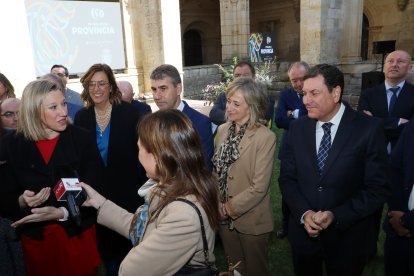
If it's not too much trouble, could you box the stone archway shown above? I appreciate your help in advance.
[183,29,203,66]
[361,14,370,60]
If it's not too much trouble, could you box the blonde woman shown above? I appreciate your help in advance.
[0,79,102,275]
[213,77,276,276]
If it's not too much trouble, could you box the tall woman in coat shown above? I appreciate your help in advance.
[74,63,147,275]
[213,77,276,276]
[0,80,103,275]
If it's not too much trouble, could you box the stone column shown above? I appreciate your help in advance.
[340,0,363,63]
[131,0,183,94]
[219,0,250,62]
[300,0,344,64]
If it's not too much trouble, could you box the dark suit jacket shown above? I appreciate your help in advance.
[0,125,103,239]
[358,81,414,150]
[182,101,214,171]
[130,99,152,119]
[209,92,275,126]
[279,104,390,256]
[74,101,146,257]
[275,87,307,160]
[74,102,146,212]
[384,119,414,237]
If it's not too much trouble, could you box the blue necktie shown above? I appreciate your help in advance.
[388,86,399,114]
[317,122,333,175]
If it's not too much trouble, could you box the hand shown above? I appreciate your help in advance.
[363,110,373,116]
[303,211,323,238]
[11,206,63,228]
[18,187,51,208]
[218,202,228,221]
[388,211,411,237]
[312,210,334,229]
[78,182,106,210]
[287,110,293,117]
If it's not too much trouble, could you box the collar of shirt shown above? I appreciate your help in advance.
[385,80,405,93]
[177,100,184,112]
[315,103,345,152]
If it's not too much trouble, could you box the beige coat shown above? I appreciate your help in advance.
[215,122,276,235]
[98,194,215,276]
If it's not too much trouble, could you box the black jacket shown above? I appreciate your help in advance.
[0,124,103,240]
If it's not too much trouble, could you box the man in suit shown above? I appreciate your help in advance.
[117,80,152,118]
[150,64,214,171]
[209,61,275,127]
[358,50,414,154]
[275,61,309,238]
[384,119,414,276]
[51,64,84,106]
[357,50,414,258]
[279,64,390,276]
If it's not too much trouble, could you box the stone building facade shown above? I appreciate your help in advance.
[1,0,413,101]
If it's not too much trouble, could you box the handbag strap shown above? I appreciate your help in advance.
[175,198,211,265]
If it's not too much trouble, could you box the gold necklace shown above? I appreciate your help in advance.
[94,104,112,136]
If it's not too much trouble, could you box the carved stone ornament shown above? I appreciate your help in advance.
[397,0,409,11]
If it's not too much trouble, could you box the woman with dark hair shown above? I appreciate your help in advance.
[0,79,103,275]
[80,109,220,276]
[74,63,147,275]
[213,77,276,276]
[0,73,15,101]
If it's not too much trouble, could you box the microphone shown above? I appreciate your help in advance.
[53,178,82,226]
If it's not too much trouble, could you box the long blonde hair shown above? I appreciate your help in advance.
[18,80,64,140]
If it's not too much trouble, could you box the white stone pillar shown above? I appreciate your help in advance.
[340,0,363,63]
[219,0,250,62]
[300,0,344,64]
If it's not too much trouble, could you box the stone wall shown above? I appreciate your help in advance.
[183,65,222,99]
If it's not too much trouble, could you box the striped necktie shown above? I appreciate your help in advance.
[317,122,333,174]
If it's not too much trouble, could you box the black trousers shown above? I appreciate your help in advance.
[384,236,414,276]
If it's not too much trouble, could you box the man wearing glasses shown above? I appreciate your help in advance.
[51,64,83,106]
[0,98,20,129]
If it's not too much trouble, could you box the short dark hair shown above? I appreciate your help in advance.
[150,64,181,86]
[233,61,256,78]
[304,64,344,100]
[50,64,69,76]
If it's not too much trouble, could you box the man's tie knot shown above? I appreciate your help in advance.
[322,122,333,134]
[389,86,399,95]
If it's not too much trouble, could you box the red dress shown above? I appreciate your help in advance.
[20,137,101,276]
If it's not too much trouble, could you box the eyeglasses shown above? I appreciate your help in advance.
[88,81,109,90]
[53,72,68,78]
[1,111,19,118]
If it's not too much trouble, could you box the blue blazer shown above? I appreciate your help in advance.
[275,88,307,160]
[358,81,414,150]
[130,99,152,119]
[279,104,390,257]
[182,101,214,171]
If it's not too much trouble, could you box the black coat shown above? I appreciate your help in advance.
[74,101,146,258]
[0,125,103,239]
